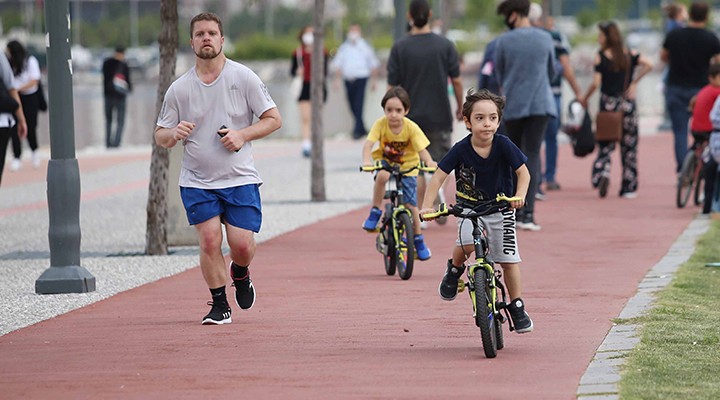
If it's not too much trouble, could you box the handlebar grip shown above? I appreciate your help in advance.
[496,194,523,202]
[420,203,449,221]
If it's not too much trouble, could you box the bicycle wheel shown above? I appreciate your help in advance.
[494,315,504,350]
[383,224,396,276]
[473,267,498,358]
[396,212,415,280]
[676,151,697,208]
[694,169,705,206]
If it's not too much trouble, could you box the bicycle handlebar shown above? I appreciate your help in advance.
[420,194,522,221]
[359,160,437,174]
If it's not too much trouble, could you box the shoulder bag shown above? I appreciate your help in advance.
[37,80,47,112]
[595,54,631,142]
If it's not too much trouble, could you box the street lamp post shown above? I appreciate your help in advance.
[35,0,96,294]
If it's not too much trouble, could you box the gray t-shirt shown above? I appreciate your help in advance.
[495,27,557,121]
[157,59,276,189]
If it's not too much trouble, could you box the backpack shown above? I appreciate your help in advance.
[563,100,595,157]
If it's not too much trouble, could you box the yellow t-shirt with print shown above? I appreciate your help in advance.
[367,116,430,177]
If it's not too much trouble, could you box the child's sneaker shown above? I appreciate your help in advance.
[201,301,232,325]
[414,234,431,260]
[438,259,465,301]
[507,298,534,333]
[362,207,382,231]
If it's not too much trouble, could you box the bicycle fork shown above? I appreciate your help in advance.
[461,262,510,327]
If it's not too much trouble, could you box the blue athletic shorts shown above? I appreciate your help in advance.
[180,184,262,232]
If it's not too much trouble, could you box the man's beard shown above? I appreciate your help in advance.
[195,45,222,60]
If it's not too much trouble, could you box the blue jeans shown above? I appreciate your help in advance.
[665,85,701,171]
[344,77,368,139]
[543,94,562,183]
[105,95,127,148]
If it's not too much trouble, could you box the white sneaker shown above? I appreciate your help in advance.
[10,158,21,171]
[31,151,41,168]
[621,192,637,199]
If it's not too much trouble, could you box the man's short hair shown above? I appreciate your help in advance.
[497,0,531,18]
[689,1,710,23]
[190,12,224,37]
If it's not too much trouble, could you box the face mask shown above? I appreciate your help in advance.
[302,32,314,46]
[504,14,516,30]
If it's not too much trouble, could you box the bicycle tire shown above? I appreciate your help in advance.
[676,151,697,208]
[383,204,396,276]
[396,212,415,280]
[494,310,504,350]
[694,171,705,206]
[473,267,498,358]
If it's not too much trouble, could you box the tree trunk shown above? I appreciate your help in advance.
[145,0,178,255]
[310,0,326,202]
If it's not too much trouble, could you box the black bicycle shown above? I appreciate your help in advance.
[361,160,435,280]
[422,194,521,358]
[677,133,708,208]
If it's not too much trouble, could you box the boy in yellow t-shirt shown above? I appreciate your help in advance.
[361,86,437,260]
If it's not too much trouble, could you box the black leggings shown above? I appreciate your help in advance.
[0,127,11,187]
[10,92,39,158]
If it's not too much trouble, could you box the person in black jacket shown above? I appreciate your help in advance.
[102,46,132,148]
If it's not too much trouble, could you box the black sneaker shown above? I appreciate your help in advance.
[598,176,609,198]
[438,260,465,301]
[507,298,533,333]
[202,301,232,325]
[231,262,256,310]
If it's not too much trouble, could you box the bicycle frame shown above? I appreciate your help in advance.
[460,217,506,324]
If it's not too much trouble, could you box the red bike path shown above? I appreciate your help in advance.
[0,134,698,399]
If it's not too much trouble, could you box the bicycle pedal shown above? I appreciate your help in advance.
[457,278,466,293]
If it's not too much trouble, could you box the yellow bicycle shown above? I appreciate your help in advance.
[422,194,521,358]
[361,160,435,280]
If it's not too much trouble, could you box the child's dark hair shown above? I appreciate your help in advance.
[462,89,505,122]
[709,63,720,78]
[381,86,411,111]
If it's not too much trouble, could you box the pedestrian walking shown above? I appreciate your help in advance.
[0,48,27,187]
[494,0,556,231]
[386,0,463,206]
[528,4,583,196]
[102,46,132,148]
[155,12,282,325]
[661,1,720,172]
[331,24,379,140]
[290,25,328,158]
[6,40,43,171]
[580,21,653,199]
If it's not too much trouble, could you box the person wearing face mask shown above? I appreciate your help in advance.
[493,0,556,232]
[331,24,380,140]
[291,25,329,157]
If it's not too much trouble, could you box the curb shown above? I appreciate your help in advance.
[576,215,711,399]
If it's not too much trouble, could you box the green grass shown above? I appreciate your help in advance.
[618,219,720,399]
